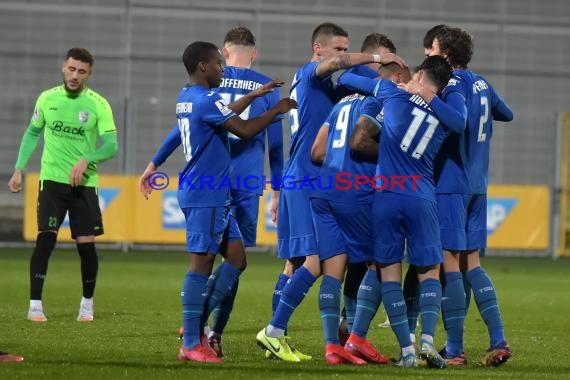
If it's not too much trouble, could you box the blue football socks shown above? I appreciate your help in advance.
[181,271,208,349]
[418,278,442,339]
[270,266,316,330]
[352,269,382,338]
[467,267,505,347]
[319,275,342,344]
[382,281,412,348]
[442,272,466,356]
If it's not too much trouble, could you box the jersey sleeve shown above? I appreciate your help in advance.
[322,110,334,128]
[337,72,378,95]
[360,97,384,129]
[442,76,468,102]
[265,87,284,190]
[14,125,42,170]
[489,86,514,122]
[15,93,47,170]
[202,92,237,127]
[307,61,328,82]
[96,97,117,136]
[373,80,397,101]
[151,123,182,167]
[29,93,47,129]
[307,62,338,96]
[266,85,285,121]
[429,92,467,134]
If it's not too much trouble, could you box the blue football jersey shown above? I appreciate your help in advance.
[344,64,379,79]
[436,69,511,194]
[176,84,237,207]
[284,62,340,182]
[373,80,450,202]
[335,65,380,99]
[216,67,283,194]
[313,94,382,203]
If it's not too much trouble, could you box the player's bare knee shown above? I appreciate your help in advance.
[443,250,461,272]
[232,256,247,272]
[75,235,95,244]
[189,253,216,275]
[416,264,440,281]
[303,255,321,277]
[285,257,304,275]
[465,250,481,271]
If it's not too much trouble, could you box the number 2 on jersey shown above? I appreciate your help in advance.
[400,107,439,159]
[477,96,489,142]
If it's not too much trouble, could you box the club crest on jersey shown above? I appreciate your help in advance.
[79,111,89,123]
[376,108,384,124]
[215,100,232,116]
[447,78,458,87]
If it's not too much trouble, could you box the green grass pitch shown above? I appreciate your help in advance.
[1,248,569,379]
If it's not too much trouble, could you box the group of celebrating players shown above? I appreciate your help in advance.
[139,22,513,368]
[8,18,513,369]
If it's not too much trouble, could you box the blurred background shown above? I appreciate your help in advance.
[0,0,569,257]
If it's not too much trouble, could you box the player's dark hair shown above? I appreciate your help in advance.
[311,22,348,46]
[224,26,256,47]
[361,33,396,53]
[416,55,452,94]
[422,24,449,49]
[182,41,219,75]
[66,47,94,66]
[438,27,473,68]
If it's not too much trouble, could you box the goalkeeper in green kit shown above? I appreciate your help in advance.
[8,47,118,323]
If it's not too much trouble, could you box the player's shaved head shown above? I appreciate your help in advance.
[379,62,411,83]
[182,41,219,75]
[311,22,348,46]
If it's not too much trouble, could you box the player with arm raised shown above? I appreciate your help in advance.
[255,22,406,362]
[337,62,414,363]
[201,26,285,357]
[336,32,398,342]
[139,41,295,363]
[341,56,460,368]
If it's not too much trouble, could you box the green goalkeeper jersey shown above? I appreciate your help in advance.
[29,85,117,187]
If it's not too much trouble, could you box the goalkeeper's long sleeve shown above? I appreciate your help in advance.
[83,132,118,164]
[14,125,42,171]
